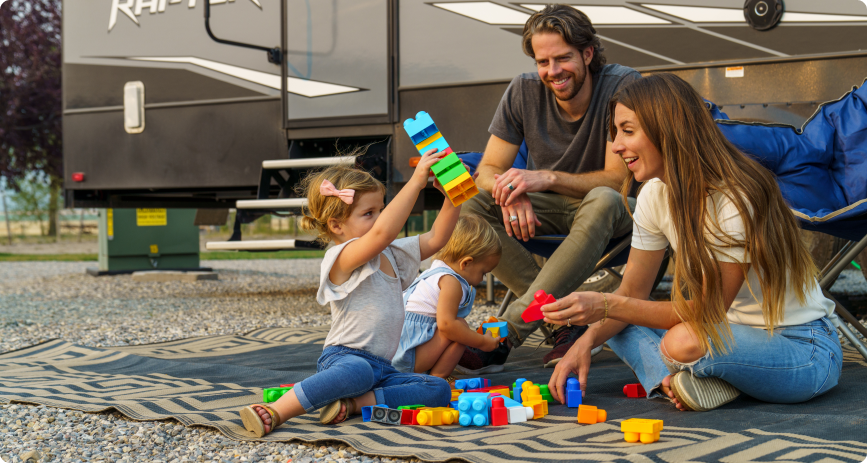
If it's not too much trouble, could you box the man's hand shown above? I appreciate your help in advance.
[493,169,553,206]
[502,193,541,241]
[548,334,593,404]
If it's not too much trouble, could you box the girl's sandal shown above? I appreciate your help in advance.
[445,375,458,388]
[239,403,283,437]
[669,371,740,412]
[319,397,358,424]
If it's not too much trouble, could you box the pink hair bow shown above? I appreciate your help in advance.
[320,179,355,204]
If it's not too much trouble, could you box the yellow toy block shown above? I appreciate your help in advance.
[576,404,607,424]
[487,327,500,338]
[621,418,663,443]
[418,407,458,426]
[522,399,548,419]
[488,387,510,396]
[443,171,471,192]
[451,389,464,401]
[521,383,542,403]
[441,171,478,207]
[415,131,443,150]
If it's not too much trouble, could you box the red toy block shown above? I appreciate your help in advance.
[521,290,556,323]
[623,383,646,398]
[279,383,294,388]
[490,397,508,426]
[400,408,420,425]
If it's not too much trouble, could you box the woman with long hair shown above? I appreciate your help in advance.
[544,73,842,411]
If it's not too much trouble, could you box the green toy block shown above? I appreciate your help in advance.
[397,404,426,410]
[431,153,468,185]
[263,386,293,403]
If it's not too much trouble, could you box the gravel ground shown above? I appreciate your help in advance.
[2,260,865,463]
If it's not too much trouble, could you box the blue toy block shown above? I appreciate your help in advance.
[362,403,388,422]
[415,136,450,155]
[403,111,439,144]
[566,378,583,407]
[450,400,460,409]
[492,395,523,409]
[513,377,528,403]
[482,322,509,338]
[457,392,491,427]
[454,378,486,391]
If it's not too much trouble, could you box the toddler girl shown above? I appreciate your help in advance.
[392,215,502,380]
[239,148,458,436]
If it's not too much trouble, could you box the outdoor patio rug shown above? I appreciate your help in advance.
[2,326,867,462]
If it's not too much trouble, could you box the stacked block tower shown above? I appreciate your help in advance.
[403,111,479,206]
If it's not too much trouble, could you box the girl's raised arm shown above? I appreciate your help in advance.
[331,149,444,280]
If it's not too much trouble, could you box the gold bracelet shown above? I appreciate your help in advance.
[599,292,608,324]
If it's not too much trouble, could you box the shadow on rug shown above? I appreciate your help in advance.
[2,326,866,462]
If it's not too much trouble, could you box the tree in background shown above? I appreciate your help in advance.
[0,0,62,238]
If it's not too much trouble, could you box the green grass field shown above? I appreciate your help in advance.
[0,250,326,262]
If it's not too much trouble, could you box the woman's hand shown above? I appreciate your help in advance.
[541,292,606,327]
[411,148,445,188]
[548,333,594,404]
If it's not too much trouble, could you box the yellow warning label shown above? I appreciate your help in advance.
[107,209,114,239]
[149,244,159,254]
[136,208,167,226]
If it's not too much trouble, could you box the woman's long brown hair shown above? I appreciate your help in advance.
[609,73,817,354]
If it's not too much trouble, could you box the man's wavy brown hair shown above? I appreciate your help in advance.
[522,4,606,74]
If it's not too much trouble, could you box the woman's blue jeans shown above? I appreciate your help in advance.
[293,346,452,413]
[606,317,843,403]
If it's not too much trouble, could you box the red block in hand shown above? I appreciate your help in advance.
[279,384,294,388]
[521,290,556,323]
[623,383,646,398]
[490,397,508,426]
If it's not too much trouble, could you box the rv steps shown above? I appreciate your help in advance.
[235,198,308,210]
[262,156,354,170]
[205,239,321,252]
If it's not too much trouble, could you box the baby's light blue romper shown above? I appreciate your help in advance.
[391,265,475,373]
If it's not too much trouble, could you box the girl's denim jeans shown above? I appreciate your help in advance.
[293,346,452,413]
[606,317,843,403]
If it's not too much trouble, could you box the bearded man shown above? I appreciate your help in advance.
[458,4,640,373]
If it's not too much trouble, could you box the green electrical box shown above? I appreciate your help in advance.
[95,208,200,273]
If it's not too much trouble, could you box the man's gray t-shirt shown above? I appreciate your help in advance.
[489,64,641,174]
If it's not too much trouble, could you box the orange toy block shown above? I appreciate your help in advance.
[621,418,663,443]
[522,399,548,419]
[576,404,607,424]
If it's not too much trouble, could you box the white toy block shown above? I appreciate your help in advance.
[507,406,534,424]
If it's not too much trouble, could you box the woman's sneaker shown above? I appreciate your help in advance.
[670,371,740,411]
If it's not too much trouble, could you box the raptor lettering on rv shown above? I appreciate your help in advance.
[108,0,262,32]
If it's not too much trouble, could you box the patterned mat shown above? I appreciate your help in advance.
[2,326,866,462]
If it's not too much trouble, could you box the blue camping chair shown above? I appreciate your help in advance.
[708,80,867,360]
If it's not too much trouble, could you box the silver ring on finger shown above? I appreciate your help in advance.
[567,318,571,327]
[507,182,515,191]
[509,215,518,222]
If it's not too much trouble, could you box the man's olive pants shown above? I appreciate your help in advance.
[461,186,635,347]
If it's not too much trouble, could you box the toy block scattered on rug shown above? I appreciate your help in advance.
[400,409,420,425]
[455,378,489,391]
[361,404,388,422]
[457,392,492,426]
[370,406,402,425]
[576,404,607,425]
[623,383,646,398]
[621,418,663,443]
[262,386,293,403]
[566,378,582,407]
[521,290,556,322]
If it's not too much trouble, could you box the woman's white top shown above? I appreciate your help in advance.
[631,178,835,327]
[404,260,469,317]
